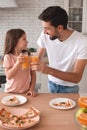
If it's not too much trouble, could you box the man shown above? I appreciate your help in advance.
[32,6,87,93]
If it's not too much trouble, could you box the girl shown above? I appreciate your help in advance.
[3,29,37,96]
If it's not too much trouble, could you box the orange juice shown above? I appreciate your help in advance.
[22,55,29,69]
[30,52,39,63]
[30,56,39,63]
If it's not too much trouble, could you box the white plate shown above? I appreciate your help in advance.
[0,108,40,130]
[49,98,76,110]
[1,95,27,106]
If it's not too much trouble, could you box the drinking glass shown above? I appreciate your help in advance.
[21,50,29,69]
[30,52,39,63]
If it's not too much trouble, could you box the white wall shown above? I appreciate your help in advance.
[79,66,87,94]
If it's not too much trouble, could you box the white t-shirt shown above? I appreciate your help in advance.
[37,31,87,86]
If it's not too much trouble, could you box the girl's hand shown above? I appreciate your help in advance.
[16,54,25,65]
[26,90,38,97]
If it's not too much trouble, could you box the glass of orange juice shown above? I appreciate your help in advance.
[21,50,29,69]
[30,52,39,63]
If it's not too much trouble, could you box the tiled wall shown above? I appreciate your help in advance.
[0,0,64,56]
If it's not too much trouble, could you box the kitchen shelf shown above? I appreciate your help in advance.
[68,0,83,32]
[64,0,87,33]
[69,21,82,23]
[69,7,83,9]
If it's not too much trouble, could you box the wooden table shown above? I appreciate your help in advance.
[0,92,80,130]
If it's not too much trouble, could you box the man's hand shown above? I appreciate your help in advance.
[31,62,49,74]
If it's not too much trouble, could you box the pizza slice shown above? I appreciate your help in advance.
[6,96,20,105]
[0,108,19,124]
[53,100,72,107]
[21,106,40,119]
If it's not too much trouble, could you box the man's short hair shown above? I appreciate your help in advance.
[38,6,68,29]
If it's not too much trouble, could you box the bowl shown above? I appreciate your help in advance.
[75,111,87,130]
[75,117,87,130]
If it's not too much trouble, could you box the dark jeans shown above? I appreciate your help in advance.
[48,80,79,93]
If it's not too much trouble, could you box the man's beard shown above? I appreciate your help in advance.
[49,35,58,40]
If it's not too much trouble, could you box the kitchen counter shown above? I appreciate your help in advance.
[0,69,5,76]
[0,59,5,76]
[0,64,6,87]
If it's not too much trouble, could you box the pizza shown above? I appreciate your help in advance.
[5,96,20,105]
[53,100,72,107]
[0,107,40,128]
[21,106,40,118]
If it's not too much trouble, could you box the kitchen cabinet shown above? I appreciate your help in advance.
[68,0,83,32]
[37,57,48,93]
[40,74,48,93]
[64,0,87,34]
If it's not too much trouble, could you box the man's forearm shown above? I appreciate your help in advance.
[45,66,82,83]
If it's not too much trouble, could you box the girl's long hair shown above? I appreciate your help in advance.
[4,29,25,55]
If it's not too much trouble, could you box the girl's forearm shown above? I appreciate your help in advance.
[29,71,36,90]
[5,63,20,79]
